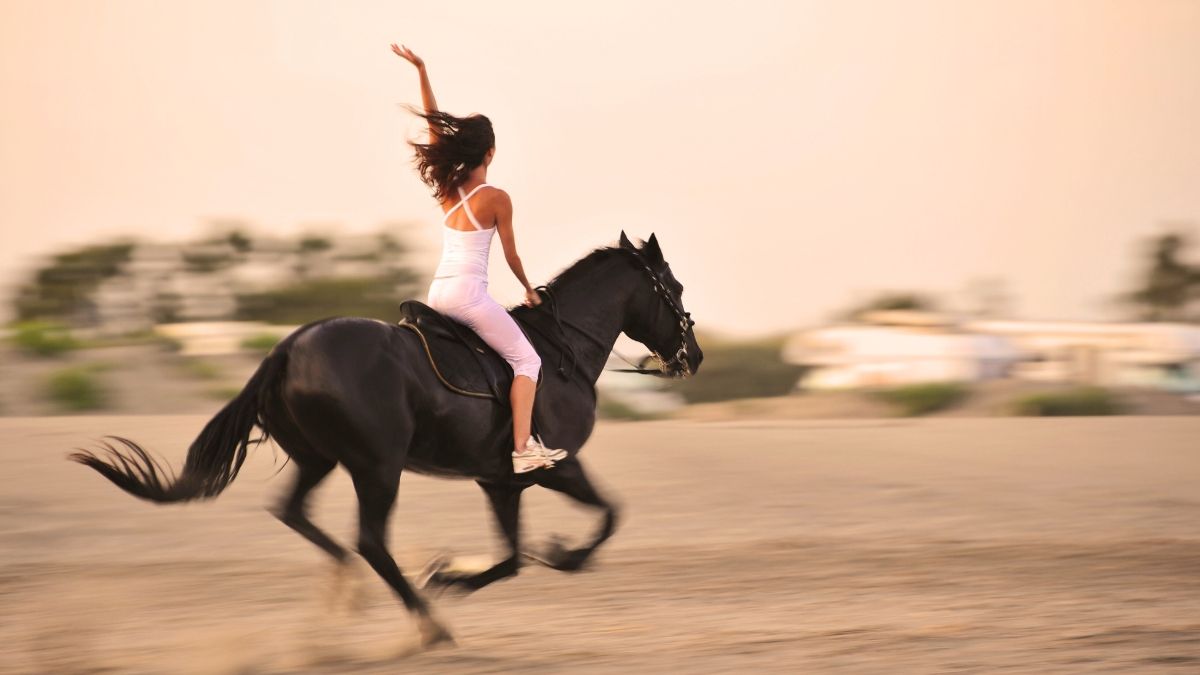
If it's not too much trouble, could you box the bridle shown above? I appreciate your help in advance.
[623,250,695,378]
[531,248,695,380]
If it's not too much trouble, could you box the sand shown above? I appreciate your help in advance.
[1,416,1197,673]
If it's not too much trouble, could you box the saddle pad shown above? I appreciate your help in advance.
[397,300,540,402]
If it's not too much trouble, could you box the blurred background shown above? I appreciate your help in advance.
[2,0,1199,418]
[2,1,1199,673]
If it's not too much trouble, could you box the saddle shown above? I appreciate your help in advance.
[397,300,542,403]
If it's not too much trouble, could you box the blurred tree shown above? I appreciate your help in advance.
[295,234,334,279]
[838,291,938,322]
[659,332,806,404]
[227,230,253,253]
[299,236,333,253]
[13,242,135,323]
[1125,230,1199,322]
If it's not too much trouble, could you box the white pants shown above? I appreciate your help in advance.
[427,276,541,382]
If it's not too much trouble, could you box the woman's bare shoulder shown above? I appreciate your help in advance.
[482,186,513,210]
[484,185,511,199]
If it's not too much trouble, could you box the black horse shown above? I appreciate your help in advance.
[71,231,702,646]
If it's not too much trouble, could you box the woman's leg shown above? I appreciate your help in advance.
[510,375,536,452]
[456,291,543,453]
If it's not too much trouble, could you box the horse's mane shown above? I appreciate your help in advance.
[543,245,630,291]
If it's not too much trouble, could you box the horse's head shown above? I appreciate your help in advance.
[617,231,703,378]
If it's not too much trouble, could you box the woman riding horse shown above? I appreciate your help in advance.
[393,43,565,475]
[69,43,703,650]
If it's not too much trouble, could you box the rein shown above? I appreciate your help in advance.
[525,284,592,380]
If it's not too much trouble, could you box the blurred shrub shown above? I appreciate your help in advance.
[47,366,109,411]
[12,321,78,357]
[155,334,184,353]
[240,334,281,355]
[871,382,969,416]
[597,394,660,421]
[207,386,243,401]
[662,334,805,404]
[1012,387,1121,416]
[180,359,221,380]
[299,236,333,253]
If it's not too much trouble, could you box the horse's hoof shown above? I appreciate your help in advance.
[418,614,456,649]
[416,553,451,591]
[326,556,371,614]
[550,548,591,572]
[523,536,591,572]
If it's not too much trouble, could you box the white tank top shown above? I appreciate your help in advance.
[433,183,496,280]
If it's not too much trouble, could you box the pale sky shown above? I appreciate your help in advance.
[2,0,1198,336]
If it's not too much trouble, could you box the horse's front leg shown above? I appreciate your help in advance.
[526,457,619,572]
[423,480,525,593]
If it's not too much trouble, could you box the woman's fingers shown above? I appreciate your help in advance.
[390,43,421,65]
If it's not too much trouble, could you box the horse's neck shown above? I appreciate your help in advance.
[549,257,633,384]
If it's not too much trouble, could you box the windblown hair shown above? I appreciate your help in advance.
[405,106,495,202]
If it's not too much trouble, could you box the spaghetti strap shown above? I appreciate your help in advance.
[443,183,493,230]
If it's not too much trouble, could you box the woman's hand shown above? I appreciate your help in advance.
[391,43,424,69]
[523,288,543,307]
[393,42,439,124]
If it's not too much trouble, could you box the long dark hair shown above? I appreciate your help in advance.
[405,106,495,202]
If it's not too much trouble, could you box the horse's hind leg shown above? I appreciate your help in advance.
[265,392,350,563]
[270,454,372,612]
[265,391,372,612]
[271,456,347,562]
[350,467,454,648]
[425,481,524,593]
[528,457,620,572]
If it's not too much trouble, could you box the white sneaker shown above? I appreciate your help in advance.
[512,436,568,474]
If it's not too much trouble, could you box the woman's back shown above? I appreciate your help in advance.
[434,183,496,280]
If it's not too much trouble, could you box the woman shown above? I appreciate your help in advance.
[393,43,567,474]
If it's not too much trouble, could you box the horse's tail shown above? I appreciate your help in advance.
[70,329,304,504]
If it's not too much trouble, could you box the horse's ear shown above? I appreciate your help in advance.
[643,232,664,265]
[619,230,636,250]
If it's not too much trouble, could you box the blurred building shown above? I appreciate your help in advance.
[81,233,412,337]
[784,311,1020,390]
[784,311,1200,392]
[969,320,1200,392]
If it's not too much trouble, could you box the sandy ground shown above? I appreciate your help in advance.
[1,416,1198,673]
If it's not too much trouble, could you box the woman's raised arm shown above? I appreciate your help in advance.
[392,43,440,133]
